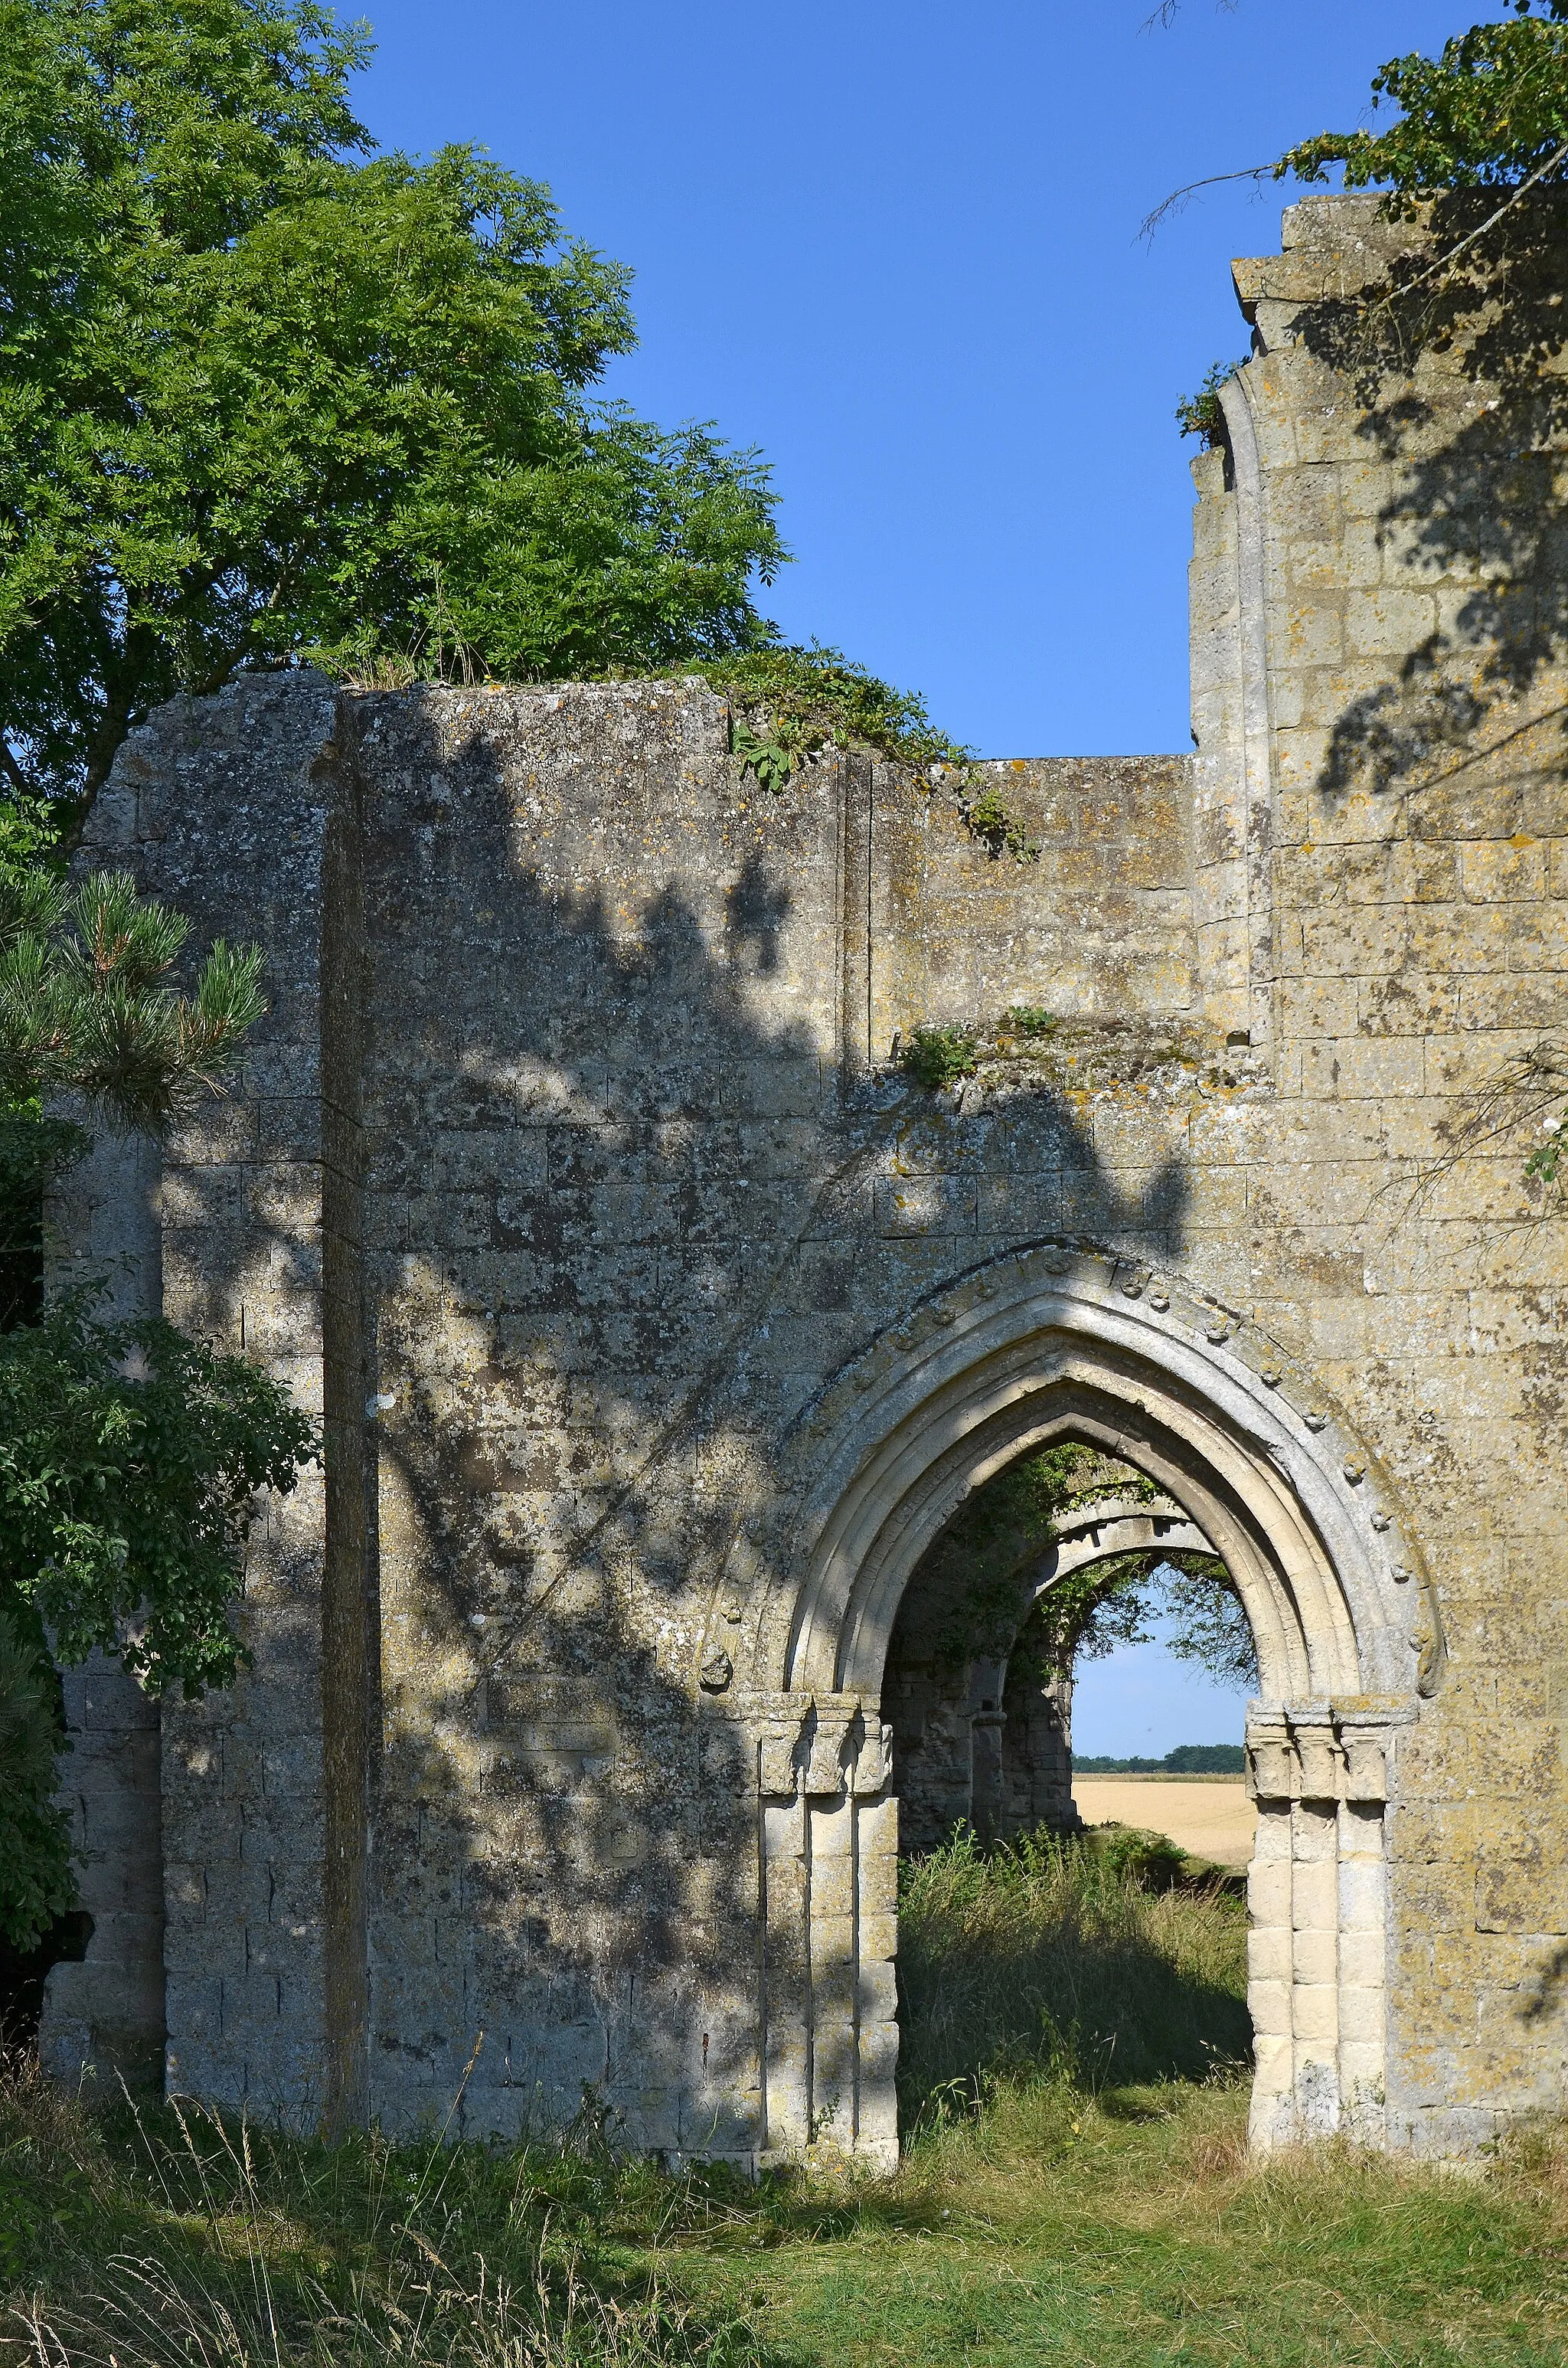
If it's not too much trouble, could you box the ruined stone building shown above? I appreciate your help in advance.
[39,198,1568,2163]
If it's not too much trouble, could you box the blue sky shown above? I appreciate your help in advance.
[1072,1600,1253,1758]
[352,2,1483,1745]
[356,0,1484,759]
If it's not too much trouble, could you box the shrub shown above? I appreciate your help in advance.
[1175,360,1246,447]
[0,1611,73,1951]
[897,1025,980,1091]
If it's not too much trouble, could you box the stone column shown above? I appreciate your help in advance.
[1245,1701,1406,2149]
[760,1785,811,2157]
[855,1787,900,2167]
[967,1657,1008,1843]
[1337,1715,1394,2143]
[1289,1709,1344,2131]
[1245,1711,1295,2139]
[756,1699,899,2171]
[999,1666,1079,1837]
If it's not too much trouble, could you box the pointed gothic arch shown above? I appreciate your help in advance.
[707,1243,1442,2167]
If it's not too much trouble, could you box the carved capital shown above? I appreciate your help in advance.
[758,1722,802,1797]
[1342,1735,1388,1804]
[802,1710,856,1797]
[851,1721,895,1797]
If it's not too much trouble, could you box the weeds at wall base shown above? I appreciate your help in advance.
[5,1839,1568,2364]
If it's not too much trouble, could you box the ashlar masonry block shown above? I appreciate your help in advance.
[44,192,1568,2167]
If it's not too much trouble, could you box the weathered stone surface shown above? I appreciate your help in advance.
[42,195,1568,2162]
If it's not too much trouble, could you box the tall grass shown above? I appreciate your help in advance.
[0,2056,773,2368]
[896,1826,1251,2124]
[8,1842,1568,2365]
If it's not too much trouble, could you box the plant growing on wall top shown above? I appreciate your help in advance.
[1151,0,1568,208]
[0,0,1039,857]
[1276,2,1568,201]
[1174,361,1247,449]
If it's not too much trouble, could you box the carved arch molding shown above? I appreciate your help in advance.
[695,1241,1441,2167]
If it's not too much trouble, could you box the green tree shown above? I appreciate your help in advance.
[0,1604,74,1951]
[0,0,785,810]
[0,0,1020,838]
[1021,1546,1255,1694]
[1277,1,1568,197]
[1151,5,1568,231]
[0,847,315,1948]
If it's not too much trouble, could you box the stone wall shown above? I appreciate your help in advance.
[1194,192,1568,2146]
[40,195,1568,2163]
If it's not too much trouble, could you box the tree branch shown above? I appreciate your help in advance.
[1396,139,1568,297]
[0,737,34,800]
[1139,164,1274,244]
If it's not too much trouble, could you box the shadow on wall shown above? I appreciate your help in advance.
[1299,192,1568,812]
[166,690,1196,2145]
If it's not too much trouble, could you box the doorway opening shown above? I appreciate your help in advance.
[882,1436,1257,2118]
[752,1259,1421,2165]
[883,1437,1247,1852]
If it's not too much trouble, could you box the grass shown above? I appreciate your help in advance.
[3,1831,1567,2366]
[897,1826,1252,2119]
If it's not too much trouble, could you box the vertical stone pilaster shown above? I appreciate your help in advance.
[1337,1800,1389,2140]
[134,675,351,2128]
[318,729,375,2137]
[1188,436,1253,1047]
[838,754,873,1079]
[755,1700,899,2170]
[999,1669,1078,1837]
[806,1791,858,2142]
[967,1656,1008,1843]
[1247,1796,1296,2143]
[1246,1702,1404,2148]
[855,1791,900,2168]
[760,1792,809,2157]
[1291,1799,1342,2126]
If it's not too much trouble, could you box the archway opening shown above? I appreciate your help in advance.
[750,1268,1423,2165]
[883,1435,1249,1855]
[881,1433,1259,2119]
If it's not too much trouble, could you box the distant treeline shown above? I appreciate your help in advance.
[1075,1745,1246,1774]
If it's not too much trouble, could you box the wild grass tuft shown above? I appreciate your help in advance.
[896,1825,1251,2126]
[0,2052,775,2368]
[6,1843,1568,2364]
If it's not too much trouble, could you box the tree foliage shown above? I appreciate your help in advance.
[0,822,315,1946]
[0,0,786,808]
[1278,2,1568,197]
[0,868,262,1127]
[0,1297,314,1695]
[912,1442,1257,1695]
[1021,1545,1256,1694]
[0,1604,73,1948]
